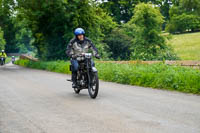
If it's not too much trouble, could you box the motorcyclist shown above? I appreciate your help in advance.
[12,56,15,64]
[0,50,7,64]
[66,28,100,88]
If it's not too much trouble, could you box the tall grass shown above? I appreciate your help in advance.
[15,59,71,74]
[15,59,200,94]
[96,62,200,94]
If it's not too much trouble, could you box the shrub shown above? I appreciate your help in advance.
[103,26,133,60]
[166,14,200,33]
[0,27,6,50]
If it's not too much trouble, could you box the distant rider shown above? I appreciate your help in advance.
[12,56,15,64]
[66,28,100,88]
[0,50,7,64]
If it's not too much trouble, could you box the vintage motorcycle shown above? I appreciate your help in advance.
[12,56,15,64]
[68,53,99,99]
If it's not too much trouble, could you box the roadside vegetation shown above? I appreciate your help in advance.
[15,59,200,94]
[5,57,11,64]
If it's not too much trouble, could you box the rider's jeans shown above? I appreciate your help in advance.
[70,59,95,72]
[1,58,6,64]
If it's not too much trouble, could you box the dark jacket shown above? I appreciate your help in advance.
[66,37,98,57]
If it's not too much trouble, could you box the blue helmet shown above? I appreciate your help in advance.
[74,28,85,36]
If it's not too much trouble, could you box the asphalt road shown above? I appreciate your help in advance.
[0,63,200,133]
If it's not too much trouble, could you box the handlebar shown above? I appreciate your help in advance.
[72,53,92,57]
[71,53,100,59]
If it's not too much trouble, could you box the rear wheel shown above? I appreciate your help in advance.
[88,72,99,99]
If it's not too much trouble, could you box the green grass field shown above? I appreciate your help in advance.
[170,32,200,60]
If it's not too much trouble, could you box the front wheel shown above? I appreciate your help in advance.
[0,60,3,66]
[88,72,99,99]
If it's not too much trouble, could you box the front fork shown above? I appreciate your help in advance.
[86,59,91,87]
[86,59,98,87]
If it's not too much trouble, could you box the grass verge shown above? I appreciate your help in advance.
[15,59,200,94]
[5,57,11,64]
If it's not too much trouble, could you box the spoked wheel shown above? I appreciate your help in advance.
[88,72,99,99]
[74,87,80,94]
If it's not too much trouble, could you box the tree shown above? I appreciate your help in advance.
[180,0,200,15]
[100,0,138,23]
[14,17,34,53]
[166,0,200,33]
[0,0,19,52]
[16,0,116,60]
[103,25,133,60]
[99,0,172,24]
[0,27,6,50]
[129,3,177,60]
[160,0,171,21]
[166,14,200,33]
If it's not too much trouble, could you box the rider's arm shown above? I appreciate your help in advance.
[87,39,98,56]
[66,39,75,57]
[4,53,7,58]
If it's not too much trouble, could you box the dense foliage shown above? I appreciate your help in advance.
[16,0,116,60]
[166,14,200,33]
[0,0,18,52]
[0,27,6,50]
[103,25,133,60]
[129,3,178,60]
[166,0,200,33]
[0,0,199,60]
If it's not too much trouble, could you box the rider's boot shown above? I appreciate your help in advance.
[72,72,77,88]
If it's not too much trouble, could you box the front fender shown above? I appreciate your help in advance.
[92,67,98,73]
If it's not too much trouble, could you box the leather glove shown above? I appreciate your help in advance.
[70,54,77,59]
[95,54,100,59]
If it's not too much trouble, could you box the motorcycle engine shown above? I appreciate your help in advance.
[80,79,85,86]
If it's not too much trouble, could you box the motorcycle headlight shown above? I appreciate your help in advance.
[85,53,92,58]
